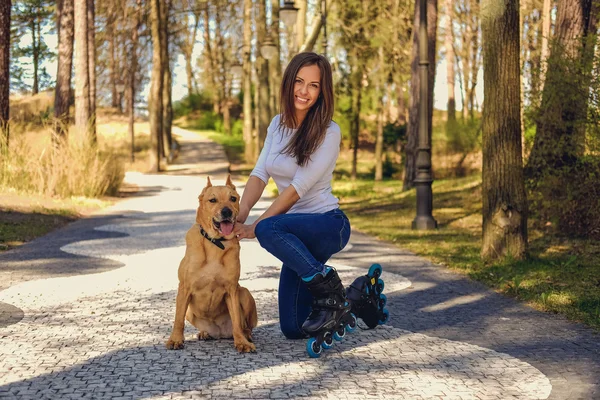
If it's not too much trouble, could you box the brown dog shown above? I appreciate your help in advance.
[166,175,257,353]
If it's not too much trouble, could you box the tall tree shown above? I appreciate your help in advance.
[74,0,91,140]
[403,0,438,191]
[202,2,220,113]
[11,0,54,94]
[87,0,96,137]
[149,0,164,171]
[53,0,74,143]
[255,0,270,153]
[527,0,598,174]
[242,0,253,162]
[539,0,551,89]
[0,0,10,147]
[444,0,456,123]
[481,0,528,261]
[269,0,281,114]
[161,0,173,160]
[295,0,307,52]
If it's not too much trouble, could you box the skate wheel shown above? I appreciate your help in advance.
[379,293,387,308]
[376,278,385,294]
[345,313,357,333]
[379,308,390,325]
[333,325,346,341]
[368,264,382,279]
[306,337,322,358]
[322,332,334,349]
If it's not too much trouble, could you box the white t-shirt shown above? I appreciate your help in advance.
[250,114,341,214]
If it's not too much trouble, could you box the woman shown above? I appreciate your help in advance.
[234,52,353,341]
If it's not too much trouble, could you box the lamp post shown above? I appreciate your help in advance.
[260,37,278,60]
[412,0,437,230]
[280,0,328,57]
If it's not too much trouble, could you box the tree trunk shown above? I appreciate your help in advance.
[481,0,528,262]
[161,0,172,161]
[539,0,552,91]
[403,0,438,191]
[108,10,118,108]
[375,48,385,181]
[350,58,362,181]
[31,19,39,94]
[202,3,220,113]
[87,0,96,140]
[269,0,281,114]
[74,0,91,140]
[149,0,163,172]
[526,0,598,175]
[54,0,74,144]
[243,0,254,162]
[256,0,270,152]
[444,0,456,123]
[299,11,323,53]
[0,0,10,148]
[295,0,307,52]
[128,0,141,163]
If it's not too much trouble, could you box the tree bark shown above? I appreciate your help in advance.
[32,19,39,94]
[375,48,385,181]
[444,0,456,122]
[54,0,74,143]
[128,0,142,163]
[481,0,528,262]
[350,57,362,181]
[526,0,598,174]
[539,0,551,91]
[87,0,96,139]
[161,0,172,161]
[295,0,307,52]
[269,0,282,114]
[149,0,163,171]
[0,0,10,148]
[403,0,437,191]
[74,0,91,140]
[255,0,270,152]
[202,3,220,113]
[242,0,254,163]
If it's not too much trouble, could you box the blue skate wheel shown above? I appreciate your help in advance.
[368,264,382,279]
[322,332,334,349]
[376,278,385,294]
[345,313,357,333]
[379,293,387,308]
[379,308,390,325]
[333,325,346,341]
[306,337,322,358]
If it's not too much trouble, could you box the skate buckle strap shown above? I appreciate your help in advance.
[313,297,342,308]
[370,277,376,285]
[198,225,225,250]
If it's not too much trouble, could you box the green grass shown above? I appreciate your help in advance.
[333,173,600,331]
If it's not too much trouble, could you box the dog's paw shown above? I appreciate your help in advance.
[235,340,256,353]
[197,331,214,341]
[165,338,185,350]
[243,329,253,342]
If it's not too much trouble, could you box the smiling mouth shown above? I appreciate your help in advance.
[213,218,235,236]
[295,96,309,104]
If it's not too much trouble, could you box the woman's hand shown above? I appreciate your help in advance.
[234,223,256,240]
[237,205,250,224]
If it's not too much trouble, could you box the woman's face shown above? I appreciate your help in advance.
[293,64,321,114]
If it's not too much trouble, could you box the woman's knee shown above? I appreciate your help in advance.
[254,218,274,247]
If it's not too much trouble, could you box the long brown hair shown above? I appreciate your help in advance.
[279,52,334,166]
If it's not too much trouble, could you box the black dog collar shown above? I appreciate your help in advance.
[199,225,225,250]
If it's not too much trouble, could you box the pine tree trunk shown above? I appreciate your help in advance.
[202,4,220,114]
[526,0,598,175]
[87,0,96,140]
[0,0,10,148]
[350,57,362,181]
[54,0,74,143]
[539,0,551,91]
[242,0,254,163]
[404,0,438,191]
[269,0,281,114]
[109,14,118,108]
[149,0,163,172]
[481,0,528,262]
[74,0,91,140]
[445,0,456,123]
[31,19,39,95]
[161,0,172,161]
[375,48,385,181]
[256,0,271,152]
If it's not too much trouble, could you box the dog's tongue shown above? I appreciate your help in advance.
[220,221,234,236]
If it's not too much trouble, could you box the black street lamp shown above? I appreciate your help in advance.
[412,0,437,230]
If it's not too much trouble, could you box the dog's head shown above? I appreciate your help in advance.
[196,175,240,240]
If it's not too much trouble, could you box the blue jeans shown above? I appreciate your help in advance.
[255,208,351,339]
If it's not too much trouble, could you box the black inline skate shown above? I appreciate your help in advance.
[302,267,357,358]
[345,263,389,329]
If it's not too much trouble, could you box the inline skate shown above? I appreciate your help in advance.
[345,263,389,329]
[302,267,357,358]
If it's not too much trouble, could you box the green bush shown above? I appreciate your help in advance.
[187,111,222,131]
[231,119,243,137]
[527,156,600,239]
[172,92,214,118]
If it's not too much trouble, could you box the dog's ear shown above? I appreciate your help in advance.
[225,174,236,190]
[198,176,213,202]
